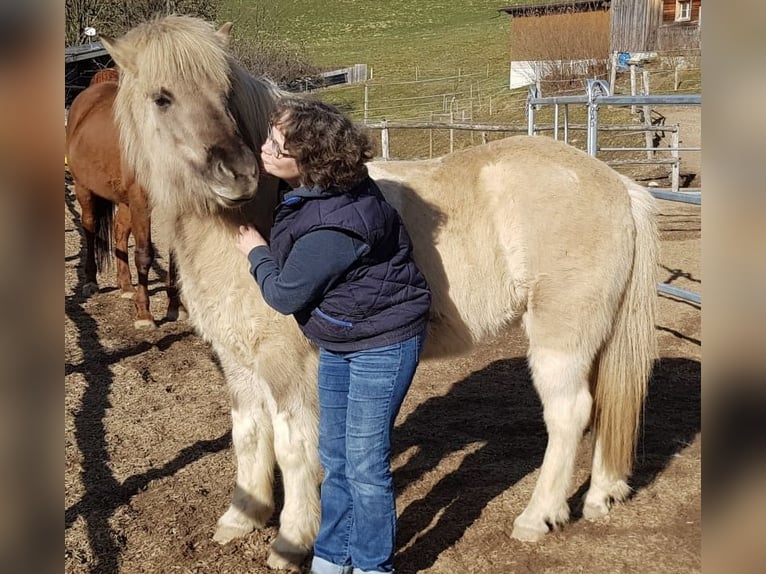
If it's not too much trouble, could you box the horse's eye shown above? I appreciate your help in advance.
[153,92,173,109]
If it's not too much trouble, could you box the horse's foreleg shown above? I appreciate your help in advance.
[512,348,592,542]
[268,409,321,572]
[214,357,277,544]
[214,403,276,544]
[114,203,136,298]
[129,202,156,329]
[165,250,188,321]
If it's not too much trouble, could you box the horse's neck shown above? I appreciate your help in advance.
[240,175,281,237]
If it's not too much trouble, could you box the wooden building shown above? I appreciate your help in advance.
[498,0,702,56]
[610,0,702,52]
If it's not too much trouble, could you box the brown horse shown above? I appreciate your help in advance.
[66,69,186,328]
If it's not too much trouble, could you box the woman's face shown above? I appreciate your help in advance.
[261,121,301,187]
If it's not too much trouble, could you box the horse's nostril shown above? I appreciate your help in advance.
[216,160,234,179]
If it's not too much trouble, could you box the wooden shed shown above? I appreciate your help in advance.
[499,0,702,56]
[610,0,702,52]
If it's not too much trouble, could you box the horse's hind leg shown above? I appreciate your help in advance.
[511,335,594,541]
[214,356,277,544]
[127,194,156,329]
[114,202,136,298]
[73,184,99,297]
[268,406,321,571]
[582,437,631,519]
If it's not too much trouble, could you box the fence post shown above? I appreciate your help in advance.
[585,79,609,156]
[629,64,637,113]
[527,85,537,136]
[429,111,433,159]
[609,51,618,94]
[671,126,680,191]
[381,119,389,161]
[363,84,369,123]
[643,70,653,158]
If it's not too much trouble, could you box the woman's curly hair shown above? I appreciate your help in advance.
[270,97,373,191]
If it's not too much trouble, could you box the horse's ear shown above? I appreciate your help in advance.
[100,35,136,73]
[215,22,234,46]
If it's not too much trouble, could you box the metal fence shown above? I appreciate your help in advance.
[527,79,701,196]
[365,82,702,306]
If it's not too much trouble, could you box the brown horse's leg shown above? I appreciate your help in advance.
[128,197,156,329]
[165,250,188,321]
[114,202,136,298]
[74,184,99,297]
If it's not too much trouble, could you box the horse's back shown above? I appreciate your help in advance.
[66,82,125,201]
[372,135,635,273]
[369,135,641,354]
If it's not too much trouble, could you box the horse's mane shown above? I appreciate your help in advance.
[114,15,286,160]
[228,60,288,153]
[122,15,231,92]
[89,68,119,85]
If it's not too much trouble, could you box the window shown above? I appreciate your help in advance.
[676,0,692,22]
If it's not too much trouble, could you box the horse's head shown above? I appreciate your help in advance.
[101,16,268,212]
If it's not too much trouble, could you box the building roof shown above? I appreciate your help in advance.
[498,0,611,18]
[65,41,109,63]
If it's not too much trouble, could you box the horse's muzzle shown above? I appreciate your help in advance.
[207,144,259,204]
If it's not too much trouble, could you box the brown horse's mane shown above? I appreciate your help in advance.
[89,67,119,85]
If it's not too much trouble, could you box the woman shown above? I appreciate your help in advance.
[236,97,431,574]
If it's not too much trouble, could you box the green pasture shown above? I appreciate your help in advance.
[219,1,699,159]
[220,0,533,157]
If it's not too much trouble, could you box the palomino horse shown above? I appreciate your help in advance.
[102,15,658,571]
[66,68,186,328]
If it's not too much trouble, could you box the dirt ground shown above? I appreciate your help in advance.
[65,178,701,573]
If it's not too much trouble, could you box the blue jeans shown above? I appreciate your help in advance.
[310,331,426,574]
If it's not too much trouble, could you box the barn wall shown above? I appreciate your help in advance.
[511,11,610,61]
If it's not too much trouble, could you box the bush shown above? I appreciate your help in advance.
[65,0,322,89]
[65,0,219,46]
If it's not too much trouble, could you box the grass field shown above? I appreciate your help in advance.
[221,0,514,79]
[218,1,700,160]
[220,0,534,157]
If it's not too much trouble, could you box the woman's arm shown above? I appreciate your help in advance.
[247,229,368,315]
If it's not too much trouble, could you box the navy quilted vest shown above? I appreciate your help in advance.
[269,177,431,351]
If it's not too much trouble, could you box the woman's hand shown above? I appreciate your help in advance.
[236,224,267,255]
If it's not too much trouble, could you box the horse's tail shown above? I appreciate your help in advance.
[93,196,115,273]
[593,177,659,479]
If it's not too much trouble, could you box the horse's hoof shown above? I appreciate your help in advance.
[583,501,610,520]
[82,283,99,297]
[583,479,629,520]
[166,307,189,322]
[120,290,136,299]
[511,524,547,542]
[212,523,254,545]
[511,520,548,542]
[213,507,259,544]
[134,319,157,330]
[267,549,303,573]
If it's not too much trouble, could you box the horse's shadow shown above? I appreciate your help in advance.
[390,355,700,572]
[65,186,226,574]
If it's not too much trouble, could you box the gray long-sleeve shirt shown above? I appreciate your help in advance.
[247,228,368,315]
